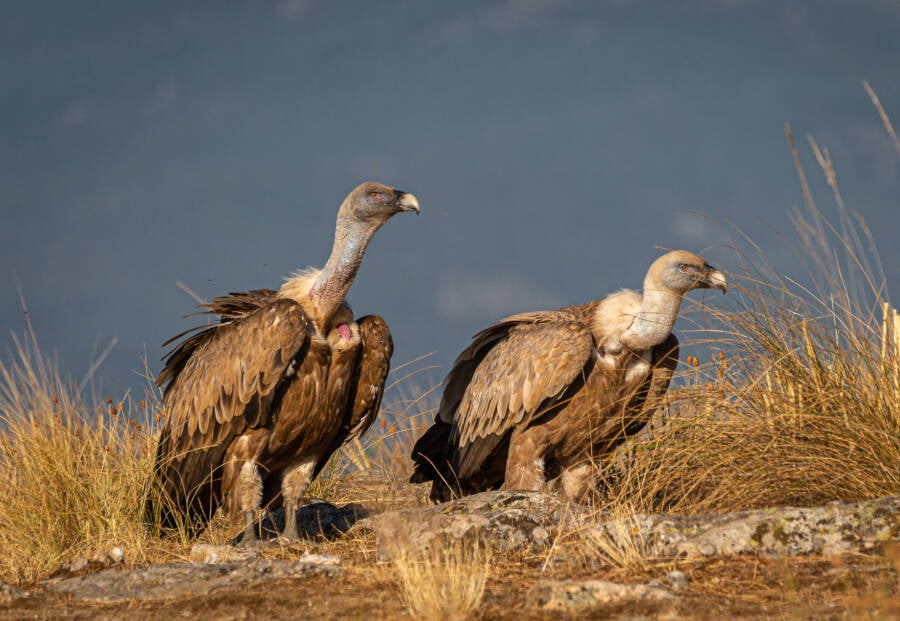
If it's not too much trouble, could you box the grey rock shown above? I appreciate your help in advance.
[297,550,340,566]
[107,547,125,564]
[362,491,577,561]
[0,582,29,604]
[51,546,127,578]
[527,579,674,609]
[189,544,261,564]
[590,495,900,560]
[236,500,368,544]
[664,570,689,590]
[45,558,341,604]
[367,490,898,563]
[69,558,90,573]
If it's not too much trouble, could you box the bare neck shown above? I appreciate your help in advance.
[309,215,381,329]
[619,280,683,351]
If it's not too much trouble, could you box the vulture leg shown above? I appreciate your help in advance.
[558,462,593,503]
[223,431,269,546]
[502,426,548,491]
[238,461,264,546]
[280,460,316,541]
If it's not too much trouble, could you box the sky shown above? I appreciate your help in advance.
[2,1,898,403]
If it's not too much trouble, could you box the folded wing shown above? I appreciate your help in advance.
[152,298,312,529]
[450,318,596,479]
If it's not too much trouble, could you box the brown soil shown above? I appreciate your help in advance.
[3,541,897,620]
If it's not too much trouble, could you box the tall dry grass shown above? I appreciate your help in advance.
[0,326,164,583]
[604,92,900,515]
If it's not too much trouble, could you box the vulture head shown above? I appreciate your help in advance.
[651,250,728,295]
[620,249,728,350]
[340,181,420,225]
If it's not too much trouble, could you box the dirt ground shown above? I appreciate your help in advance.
[3,541,897,620]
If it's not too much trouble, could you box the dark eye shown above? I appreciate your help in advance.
[679,264,690,272]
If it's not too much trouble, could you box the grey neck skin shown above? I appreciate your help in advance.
[619,281,683,351]
[310,213,383,329]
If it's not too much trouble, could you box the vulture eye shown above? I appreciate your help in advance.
[679,264,690,272]
[369,191,381,199]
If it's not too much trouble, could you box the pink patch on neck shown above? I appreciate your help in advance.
[337,323,352,340]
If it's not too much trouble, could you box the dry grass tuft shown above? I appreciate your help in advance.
[580,502,653,573]
[391,535,492,621]
[0,327,166,583]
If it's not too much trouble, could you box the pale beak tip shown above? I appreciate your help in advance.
[398,192,420,214]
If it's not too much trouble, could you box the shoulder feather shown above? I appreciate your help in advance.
[453,319,596,478]
[159,298,312,459]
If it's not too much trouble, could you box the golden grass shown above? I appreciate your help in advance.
[577,502,653,573]
[391,535,492,621]
[0,328,164,583]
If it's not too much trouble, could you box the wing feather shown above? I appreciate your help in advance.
[454,320,595,478]
[343,315,393,442]
[627,333,679,436]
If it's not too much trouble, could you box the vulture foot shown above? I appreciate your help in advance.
[281,500,303,541]
[238,510,260,547]
[280,461,314,540]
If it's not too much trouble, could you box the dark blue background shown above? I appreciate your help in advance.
[2,1,898,400]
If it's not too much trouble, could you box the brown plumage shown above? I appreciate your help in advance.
[410,250,726,503]
[149,182,419,542]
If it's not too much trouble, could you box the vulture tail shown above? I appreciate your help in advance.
[143,431,220,539]
[409,419,460,503]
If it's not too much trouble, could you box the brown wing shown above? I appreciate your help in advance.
[156,290,279,356]
[437,306,591,423]
[342,315,393,443]
[623,333,679,438]
[453,320,596,479]
[309,315,393,479]
[201,289,279,321]
[150,298,312,531]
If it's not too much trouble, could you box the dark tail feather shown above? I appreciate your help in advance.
[144,434,219,539]
[410,420,461,503]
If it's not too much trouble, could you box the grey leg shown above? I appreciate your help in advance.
[237,461,263,547]
[280,461,315,541]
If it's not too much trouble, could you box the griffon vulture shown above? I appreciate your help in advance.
[410,250,726,503]
[149,182,419,543]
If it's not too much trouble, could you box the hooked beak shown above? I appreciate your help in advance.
[396,191,420,214]
[702,267,728,294]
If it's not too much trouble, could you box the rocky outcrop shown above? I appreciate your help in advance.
[44,557,341,604]
[363,491,899,562]
[602,494,899,559]
[0,582,29,604]
[364,491,566,561]
[20,493,897,609]
[527,578,674,610]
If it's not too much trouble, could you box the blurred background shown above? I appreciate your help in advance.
[2,1,898,400]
